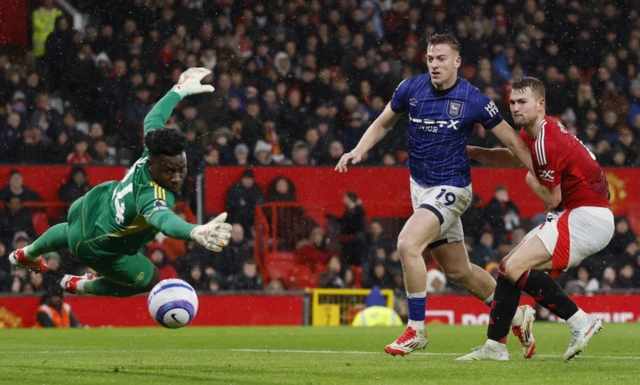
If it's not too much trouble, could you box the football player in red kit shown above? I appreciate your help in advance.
[459,77,613,361]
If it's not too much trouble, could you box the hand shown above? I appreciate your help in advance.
[190,212,232,252]
[171,67,215,98]
[335,151,362,172]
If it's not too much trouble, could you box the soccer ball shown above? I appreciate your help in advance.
[148,279,199,329]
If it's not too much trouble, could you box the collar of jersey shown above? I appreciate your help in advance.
[429,77,460,96]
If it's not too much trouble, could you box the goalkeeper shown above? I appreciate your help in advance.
[8,68,231,297]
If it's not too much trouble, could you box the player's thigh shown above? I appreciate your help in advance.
[66,197,85,254]
[409,179,472,237]
[397,209,441,253]
[85,252,156,289]
[430,239,472,279]
[503,232,553,281]
[564,207,615,270]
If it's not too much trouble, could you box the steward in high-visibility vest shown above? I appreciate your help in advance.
[35,286,81,328]
[32,0,63,57]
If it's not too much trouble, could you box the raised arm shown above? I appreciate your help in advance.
[335,103,403,171]
[143,67,215,134]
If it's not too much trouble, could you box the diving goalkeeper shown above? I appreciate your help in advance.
[8,68,231,297]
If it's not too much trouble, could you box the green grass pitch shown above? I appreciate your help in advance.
[2,324,640,384]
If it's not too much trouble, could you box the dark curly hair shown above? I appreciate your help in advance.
[144,128,187,157]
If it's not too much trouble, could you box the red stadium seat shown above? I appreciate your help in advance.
[32,212,50,236]
[265,260,297,282]
[265,252,299,264]
[286,265,318,289]
[351,266,362,288]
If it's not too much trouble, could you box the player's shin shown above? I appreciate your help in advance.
[487,266,522,344]
[25,223,69,260]
[516,269,579,320]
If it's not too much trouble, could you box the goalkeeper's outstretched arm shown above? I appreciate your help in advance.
[143,67,215,134]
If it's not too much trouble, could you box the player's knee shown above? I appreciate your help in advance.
[397,236,422,260]
[443,264,473,283]
[502,258,525,283]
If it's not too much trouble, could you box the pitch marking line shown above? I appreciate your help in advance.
[3,348,640,360]
[229,349,640,360]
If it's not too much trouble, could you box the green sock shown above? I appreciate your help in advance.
[26,223,69,260]
[83,278,148,297]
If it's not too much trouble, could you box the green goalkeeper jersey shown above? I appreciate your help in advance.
[77,91,196,256]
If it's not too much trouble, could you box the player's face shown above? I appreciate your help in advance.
[149,153,187,192]
[426,44,461,88]
[509,87,545,126]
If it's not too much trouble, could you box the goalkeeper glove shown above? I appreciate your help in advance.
[190,212,233,252]
[171,67,215,99]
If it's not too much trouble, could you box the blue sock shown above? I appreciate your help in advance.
[407,292,427,322]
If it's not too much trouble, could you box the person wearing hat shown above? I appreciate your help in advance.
[253,140,275,166]
[36,285,82,328]
[234,143,250,166]
[351,286,403,327]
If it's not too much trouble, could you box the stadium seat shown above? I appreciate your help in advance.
[351,266,362,288]
[31,212,50,236]
[286,265,318,289]
[265,252,299,264]
[265,260,297,282]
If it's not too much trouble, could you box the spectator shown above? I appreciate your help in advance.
[232,261,264,291]
[426,269,447,293]
[148,243,178,281]
[364,221,393,261]
[252,140,275,166]
[186,264,209,292]
[336,191,367,266]
[36,286,82,328]
[91,138,117,165]
[58,166,91,204]
[32,0,64,59]
[484,185,520,241]
[297,227,332,269]
[600,266,617,292]
[0,170,43,203]
[233,143,250,166]
[66,136,92,165]
[0,200,36,245]
[212,223,250,284]
[265,279,285,292]
[318,255,345,288]
[225,169,264,237]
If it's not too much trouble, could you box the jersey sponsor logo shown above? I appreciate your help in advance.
[484,100,499,117]
[409,115,460,132]
[153,199,169,211]
[538,169,554,182]
[447,101,464,118]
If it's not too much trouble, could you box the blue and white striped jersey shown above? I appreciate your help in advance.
[390,74,502,188]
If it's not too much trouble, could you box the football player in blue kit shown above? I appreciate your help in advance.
[336,34,537,357]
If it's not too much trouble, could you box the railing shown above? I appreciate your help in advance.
[254,205,270,274]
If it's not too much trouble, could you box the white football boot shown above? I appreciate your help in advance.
[563,314,603,361]
[456,340,510,361]
[384,327,428,356]
[511,305,537,358]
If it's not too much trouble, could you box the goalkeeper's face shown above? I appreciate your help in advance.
[149,153,187,192]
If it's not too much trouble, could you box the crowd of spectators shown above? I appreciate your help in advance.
[0,0,639,169]
[1,0,639,299]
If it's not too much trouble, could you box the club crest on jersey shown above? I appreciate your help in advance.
[409,98,418,106]
[447,101,464,118]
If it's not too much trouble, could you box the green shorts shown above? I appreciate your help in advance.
[67,197,155,288]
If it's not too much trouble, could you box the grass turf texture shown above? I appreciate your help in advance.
[2,324,640,384]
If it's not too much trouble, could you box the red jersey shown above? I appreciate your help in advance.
[519,116,610,210]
